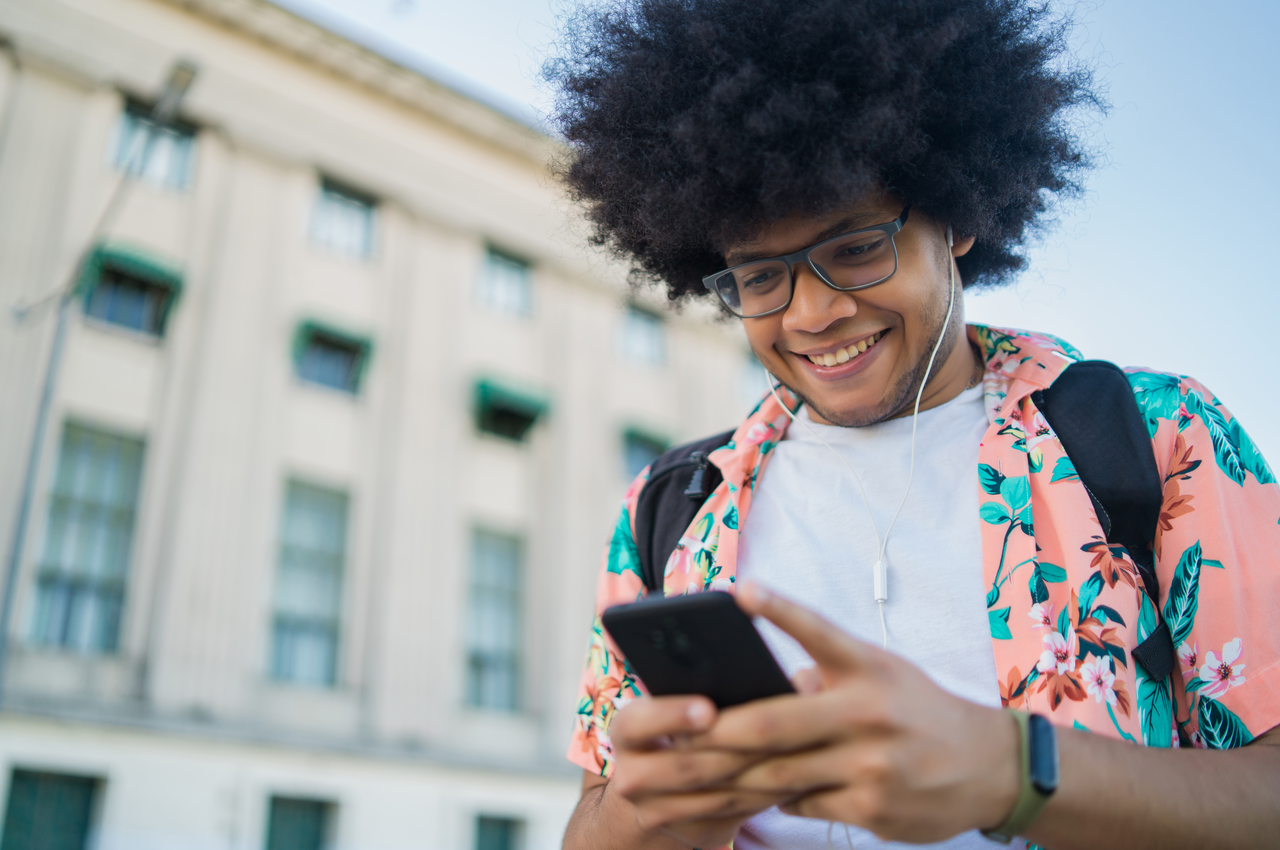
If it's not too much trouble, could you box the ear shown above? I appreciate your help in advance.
[951,234,977,258]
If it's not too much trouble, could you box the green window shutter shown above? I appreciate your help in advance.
[265,797,330,850]
[474,378,550,441]
[78,242,183,336]
[1,770,96,850]
[291,320,373,394]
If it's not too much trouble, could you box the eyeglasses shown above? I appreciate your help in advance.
[702,206,911,318]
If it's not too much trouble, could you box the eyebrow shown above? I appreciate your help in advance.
[726,212,892,265]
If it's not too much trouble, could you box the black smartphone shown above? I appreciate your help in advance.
[601,591,795,708]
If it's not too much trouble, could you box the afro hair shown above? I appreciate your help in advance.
[546,0,1102,300]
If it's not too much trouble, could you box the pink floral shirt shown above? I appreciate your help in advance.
[569,325,1280,777]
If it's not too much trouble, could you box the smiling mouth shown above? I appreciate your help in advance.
[801,331,886,366]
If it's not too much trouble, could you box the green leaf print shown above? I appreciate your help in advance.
[1057,608,1070,639]
[1028,451,1044,474]
[1136,593,1158,643]
[1203,559,1225,570]
[1198,697,1255,750]
[980,502,1011,525]
[1000,475,1030,510]
[986,586,1000,608]
[1163,541,1203,648]
[979,463,1006,495]
[1050,456,1080,483]
[1038,562,1068,583]
[1187,392,1246,486]
[1017,505,1034,536]
[989,607,1012,640]
[723,504,739,530]
[607,507,643,577]
[1231,418,1277,485]
[1078,572,1105,623]
[1128,372,1184,438]
[1029,570,1048,604]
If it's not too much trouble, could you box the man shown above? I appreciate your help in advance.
[549,1,1280,848]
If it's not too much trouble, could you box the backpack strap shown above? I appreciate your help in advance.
[634,429,736,595]
[1032,360,1176,681]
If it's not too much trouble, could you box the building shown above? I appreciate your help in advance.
[0,1,761,847]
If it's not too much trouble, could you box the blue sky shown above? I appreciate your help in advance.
[283,0,1280,458]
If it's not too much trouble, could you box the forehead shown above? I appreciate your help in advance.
[723,195,904,266]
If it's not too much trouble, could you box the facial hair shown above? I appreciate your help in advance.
[785,243,964,428]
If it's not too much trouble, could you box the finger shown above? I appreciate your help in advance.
[630,787,791,834]
[611,747,767,798]
[612,696,717,751]
[737,582,880,675]
[732,739,883,795]
[792,666,824,695]
[698,681,889,753]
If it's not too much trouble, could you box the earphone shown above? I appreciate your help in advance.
[765,224,958,650]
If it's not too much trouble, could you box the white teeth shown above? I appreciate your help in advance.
[806,331,885,366]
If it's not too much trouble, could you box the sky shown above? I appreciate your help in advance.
[282,0,1280,459]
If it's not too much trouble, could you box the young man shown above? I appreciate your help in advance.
[549,1,1280,848]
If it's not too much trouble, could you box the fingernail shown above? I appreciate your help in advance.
[687,700,712,727]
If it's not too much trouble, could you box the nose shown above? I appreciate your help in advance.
[780,262,858,334]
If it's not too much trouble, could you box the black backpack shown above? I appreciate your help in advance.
[632,360,1176,682]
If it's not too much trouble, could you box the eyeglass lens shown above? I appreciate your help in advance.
[711,228,898,317]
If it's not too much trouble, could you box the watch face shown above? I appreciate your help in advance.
[1028,714,1060,796]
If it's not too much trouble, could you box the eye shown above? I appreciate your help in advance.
[740,268,782,291]
[831,236,886,262]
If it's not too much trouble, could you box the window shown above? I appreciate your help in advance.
[265,797,332,850]
[466,530,522,711]
[31,424,144,653]
[1,770,97,850]
[293,322,371,395]
[476,248,532,316]
[475,816,523,850]
[474,379,549,442]
[80,244,182,337]
[111,97,196,190]
[271,482,348,687]
[310,177,376,259]
[618,306,665,365]
[623,429,668,479]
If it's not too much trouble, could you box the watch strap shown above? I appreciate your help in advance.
[983,710,1053,843]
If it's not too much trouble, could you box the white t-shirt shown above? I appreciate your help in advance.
[735,385,1022,850]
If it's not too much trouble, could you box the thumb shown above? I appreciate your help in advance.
[737,581,879,676]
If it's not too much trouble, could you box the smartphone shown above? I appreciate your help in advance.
[601,591,795,708]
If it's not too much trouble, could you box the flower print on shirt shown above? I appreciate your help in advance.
[1177,640,1200,677]
[1028,602,1054,630]
[1080,656,1118,706]
[1198,638,1246,700]
[1038,628,1077,676]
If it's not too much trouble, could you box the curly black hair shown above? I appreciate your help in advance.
[546,0,1102,300]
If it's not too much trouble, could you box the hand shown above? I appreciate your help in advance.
[694,582,1021,843]
[608,693,796,848]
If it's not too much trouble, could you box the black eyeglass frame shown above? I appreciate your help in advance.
[702,205,912,319]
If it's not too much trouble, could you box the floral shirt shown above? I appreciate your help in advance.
[568,325,1280,779]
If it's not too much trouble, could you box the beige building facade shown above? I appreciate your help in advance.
[0,0,759,847]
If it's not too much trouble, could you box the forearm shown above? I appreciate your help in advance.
[563,782,693,850]
[1023,728,1280,850]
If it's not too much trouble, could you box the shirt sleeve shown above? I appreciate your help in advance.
[566,471,653,776]
[1139,372,1280,747]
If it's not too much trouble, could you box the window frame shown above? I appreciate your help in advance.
[473,378,549,442]
[110,95,198,190]
[269,480,350,688]
[618,304,667,366]
[475,245,533,317]
[464,527,525,713]
[78,243,183,338]
[291,321,373,395]
[309,176,378,260]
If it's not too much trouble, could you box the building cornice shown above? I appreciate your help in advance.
[159,0,561,163]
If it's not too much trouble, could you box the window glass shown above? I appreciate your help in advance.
[475,816,523,850]
[310,178,376,259]
[466,530,522,711]
[32,423,145,653]
[0,770,97,850]
[111,99,196,190]
[296,331,366,394]
[618,306,665,366]
[265,797,331,850]
[85,267,172,336]
[271,482,348,687]
[476,249,532,316]
[623,431,668,479]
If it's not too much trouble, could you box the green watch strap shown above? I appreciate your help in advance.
[983,710,1051,843]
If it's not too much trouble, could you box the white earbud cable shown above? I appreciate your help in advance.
[766,227,958,650]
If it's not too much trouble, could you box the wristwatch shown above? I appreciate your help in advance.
[983,711,1059,844]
